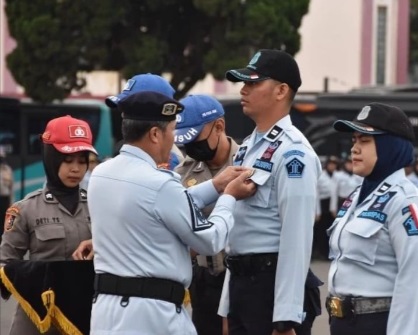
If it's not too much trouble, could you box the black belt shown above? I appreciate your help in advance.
[326,296,392,318]
[94,273,185,307]
[224,253,278,276]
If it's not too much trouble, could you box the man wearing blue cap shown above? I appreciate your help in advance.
[88,91,257,335]
[175,94,240,335]
[105,73,184,169]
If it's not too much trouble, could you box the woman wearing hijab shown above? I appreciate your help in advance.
[0,115,97,335]
[326,103,418,335]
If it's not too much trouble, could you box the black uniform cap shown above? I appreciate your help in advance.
[118,91,184,121]
[333,102,415,142]
[225,49,302,92]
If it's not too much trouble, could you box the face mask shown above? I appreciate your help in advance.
[185,124,219,161]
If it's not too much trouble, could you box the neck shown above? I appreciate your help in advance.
[206,135,231,169]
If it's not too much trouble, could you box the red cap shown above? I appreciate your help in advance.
[41,115,98,155]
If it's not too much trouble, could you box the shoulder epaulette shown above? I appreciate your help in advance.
[23,189,43,200]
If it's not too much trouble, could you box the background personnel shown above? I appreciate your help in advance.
[328,103,418,335]
[88,91,256,335]
[0,149,13,242]
[334,155,363,207]
[175,94,239,335]
[218,49,322,335]
[0,115,97,335]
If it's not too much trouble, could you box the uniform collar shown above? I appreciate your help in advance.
[120,144,157,168]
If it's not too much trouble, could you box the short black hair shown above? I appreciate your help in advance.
[122,119,171,143]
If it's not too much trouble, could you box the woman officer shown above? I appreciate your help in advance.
[326,102,418,335]
[0,115,97,335]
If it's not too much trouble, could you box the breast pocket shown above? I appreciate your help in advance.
[343,220,383,265]
[246,172,272,208]
[34,224,66,241]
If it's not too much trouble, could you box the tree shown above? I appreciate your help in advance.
[5,0,310,102]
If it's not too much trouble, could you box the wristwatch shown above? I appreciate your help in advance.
[273,321,297,332]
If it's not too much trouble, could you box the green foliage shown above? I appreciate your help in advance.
[5,0,310,102]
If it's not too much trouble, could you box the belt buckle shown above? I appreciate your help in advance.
[329,297,344,318]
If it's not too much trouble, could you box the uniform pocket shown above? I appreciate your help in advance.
[34,224,66,241]
[246,181,272,208]
[343,220,383,265]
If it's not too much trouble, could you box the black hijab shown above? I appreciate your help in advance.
[43,144,89,214]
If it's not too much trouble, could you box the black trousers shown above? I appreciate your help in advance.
[330,312,389,335]
[189,265,226,335]
[227,271,318,335]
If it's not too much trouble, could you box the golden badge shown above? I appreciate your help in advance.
[187,179,198,187]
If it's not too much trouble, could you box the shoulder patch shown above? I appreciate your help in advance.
[184,191,213,231]
[4,206,20,232]
[286,158,305,178]
[401,204,418,236]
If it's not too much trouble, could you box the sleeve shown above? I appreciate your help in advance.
[274,149,321,323]
[0,203,29,262]
[217,269,231,317]
[154,179,236,256]
[386,196,418,335]
[187,180,220,209]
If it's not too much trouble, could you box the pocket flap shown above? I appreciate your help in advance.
[35,225,66,241]
[345,221,382,238]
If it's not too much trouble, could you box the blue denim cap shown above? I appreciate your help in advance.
[175,95,225,144]
[105,73,175,108]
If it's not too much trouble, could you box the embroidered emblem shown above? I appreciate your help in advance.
[286,158,305,178]
[369,192,396,211]
[233,146,248,166]
[4,206,19,232]
[187,178,198,187]
[185,191,213,231]
[403,216,418,236]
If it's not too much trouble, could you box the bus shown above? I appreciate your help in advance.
[0,97,114,201]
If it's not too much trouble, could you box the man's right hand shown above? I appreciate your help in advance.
[224,170,257,200]
[213,166,250,193]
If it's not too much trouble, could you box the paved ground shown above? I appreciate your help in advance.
[0,260,331,335]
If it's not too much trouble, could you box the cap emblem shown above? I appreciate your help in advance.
[123,79,136,91]
[42,132,51,141]
[69,125,88,138]
[248,52,261,67]
[357,106,371,120]
[162,103,179,116]
[176,114,183,123]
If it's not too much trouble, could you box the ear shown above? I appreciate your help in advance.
[214,118,225,133]
[275,82,290,101]
[148,126,160,144]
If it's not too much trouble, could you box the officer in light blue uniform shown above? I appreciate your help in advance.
[327,103,418,335]
[88,91,256,335]
[218,49,322,335]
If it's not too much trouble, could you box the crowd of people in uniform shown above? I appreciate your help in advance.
[0,48,417,335]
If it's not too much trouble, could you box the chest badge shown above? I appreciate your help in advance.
[187,178,198,187]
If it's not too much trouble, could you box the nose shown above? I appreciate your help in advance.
[240,83,248,96]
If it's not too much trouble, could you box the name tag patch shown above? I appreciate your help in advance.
[253,159,273,172]
[358,211,387,224]
[286,158,305,178]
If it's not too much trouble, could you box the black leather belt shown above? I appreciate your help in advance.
[94,273,185,307]
[224,253,278,276]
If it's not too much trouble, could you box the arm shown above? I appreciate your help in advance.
[274,150,320,324]
[386,197,418,335]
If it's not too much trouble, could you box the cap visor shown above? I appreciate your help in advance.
[333,120,386,135]
[225,68,268,82]
[174,125,204,145]
[105,96,119,108]
[53,143,98,155]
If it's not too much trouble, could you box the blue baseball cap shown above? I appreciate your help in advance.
[175,95,225,144]
[105,73,175,108]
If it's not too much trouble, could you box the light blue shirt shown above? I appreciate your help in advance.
[219,115,321,323]
[88,144,236,335]
[328,169,418,335]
